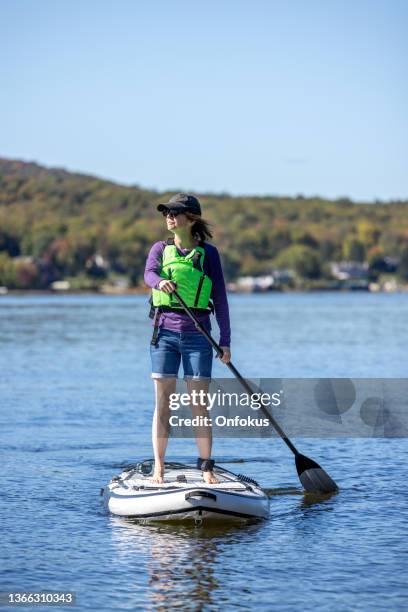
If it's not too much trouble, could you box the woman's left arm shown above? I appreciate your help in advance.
[208,246,231,363]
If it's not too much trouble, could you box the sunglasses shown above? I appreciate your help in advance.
[162,210,183,218]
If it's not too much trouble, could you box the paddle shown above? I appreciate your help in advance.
[172,290,338,494]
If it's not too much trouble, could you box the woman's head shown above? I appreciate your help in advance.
[158,193,212,242]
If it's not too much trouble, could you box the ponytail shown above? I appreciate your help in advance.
[186,213,213,242]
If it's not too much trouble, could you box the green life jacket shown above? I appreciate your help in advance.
[151,238,213,311]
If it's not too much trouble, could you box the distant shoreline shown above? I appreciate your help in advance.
[1,286,407,296]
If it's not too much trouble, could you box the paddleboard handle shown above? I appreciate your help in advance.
[185,490,217,502]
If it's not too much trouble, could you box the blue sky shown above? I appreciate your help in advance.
[1,0,407,200]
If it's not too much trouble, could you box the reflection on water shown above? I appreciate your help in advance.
[107,489,340,611]
[300,490,339,507]
[109,518,265,610]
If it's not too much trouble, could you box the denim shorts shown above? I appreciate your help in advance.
[150,328,213,380]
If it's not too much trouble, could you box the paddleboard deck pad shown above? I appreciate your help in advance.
[102,460,269,523]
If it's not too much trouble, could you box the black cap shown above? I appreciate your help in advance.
[157,193,202,216]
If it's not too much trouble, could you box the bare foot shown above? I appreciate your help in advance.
[203,471,219,485]
[150,465,164,484]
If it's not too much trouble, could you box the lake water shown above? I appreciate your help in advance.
[1,293,407,611]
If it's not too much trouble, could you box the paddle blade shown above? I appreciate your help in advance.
[295,454,338,494]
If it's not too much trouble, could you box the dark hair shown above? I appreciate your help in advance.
[186,212,213,242]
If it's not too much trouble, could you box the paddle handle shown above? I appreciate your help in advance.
[172,290,299,456]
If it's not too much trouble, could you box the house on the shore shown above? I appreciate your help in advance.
[229,269,294,292]
[330,261,369,280]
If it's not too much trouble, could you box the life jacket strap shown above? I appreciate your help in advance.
[150,306,162,345]
[166,236,205,247]
[158,302,214,315]
[148,298,214,346]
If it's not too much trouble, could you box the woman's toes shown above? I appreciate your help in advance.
[203,471,218,484]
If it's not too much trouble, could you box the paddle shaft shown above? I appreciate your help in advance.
[172,290,300,456]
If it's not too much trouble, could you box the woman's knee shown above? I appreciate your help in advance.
[154,378,176,408]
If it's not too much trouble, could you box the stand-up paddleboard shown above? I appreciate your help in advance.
[102,460,269,523]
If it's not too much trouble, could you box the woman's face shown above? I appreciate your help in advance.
[164,211,193,232]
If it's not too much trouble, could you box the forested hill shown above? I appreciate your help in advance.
[0,157,407,289]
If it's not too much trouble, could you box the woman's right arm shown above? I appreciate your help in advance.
[144,242,176,293]
[144,242,165,289]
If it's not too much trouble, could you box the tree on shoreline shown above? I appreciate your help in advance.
[0,158,407,289]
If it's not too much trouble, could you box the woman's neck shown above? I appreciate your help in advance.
[173,230,197,249]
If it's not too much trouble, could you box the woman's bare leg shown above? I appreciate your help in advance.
[186,379,218,484]
[151,378,176,483]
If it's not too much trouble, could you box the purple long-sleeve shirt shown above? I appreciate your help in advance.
[144,240,231,347]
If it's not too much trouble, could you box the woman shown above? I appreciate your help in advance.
[144,193,231,484]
